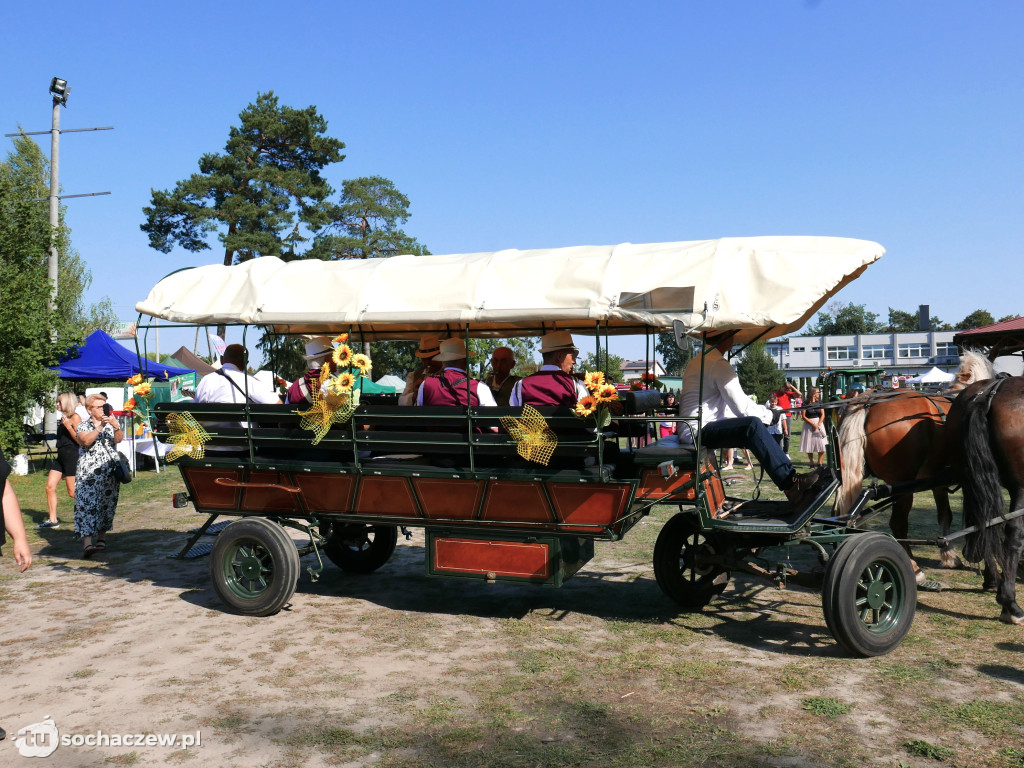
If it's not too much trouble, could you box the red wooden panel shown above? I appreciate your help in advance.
[413,478,484,520]
[182,467,243,510]
[548,483,631,529]
[480,481,552,523]
[354,476,418,517]
[241,470,303,514]
[433,537,551,579]
[294,473,355,513]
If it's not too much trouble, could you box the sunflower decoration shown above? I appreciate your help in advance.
[575,370,621,428]
[297,336,369,444]
[124,375,156,435]
[499,404,558,466]
[164,412,211,461]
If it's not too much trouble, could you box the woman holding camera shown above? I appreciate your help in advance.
[74,394,124,558]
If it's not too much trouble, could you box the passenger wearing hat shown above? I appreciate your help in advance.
[399,336,445,406]
[509,331,589,407]
[287,337,335,405]
[417,339,496,407]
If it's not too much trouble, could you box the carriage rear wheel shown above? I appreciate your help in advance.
[653,512,731,610]
[209,518,301,616]
[822,532,917,657]
[322,523,398,574]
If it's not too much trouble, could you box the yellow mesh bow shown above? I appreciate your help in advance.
[297,366,358,445]
[499,404,558,466]
[165,412,211,461]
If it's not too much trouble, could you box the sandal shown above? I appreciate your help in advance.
[83,544,102,559]
[94,540,107,550]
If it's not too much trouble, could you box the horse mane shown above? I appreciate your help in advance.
[837,403,869,514]
[959,380,1006,563]
[955,350,995,388]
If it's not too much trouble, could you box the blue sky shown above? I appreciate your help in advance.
[2,1,1021,361]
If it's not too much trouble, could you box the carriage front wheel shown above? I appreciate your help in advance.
[209,517,301,616]
[653,512,731,610]
[822,532,917,657]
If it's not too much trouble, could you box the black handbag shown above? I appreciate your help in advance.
[113,451,132,484]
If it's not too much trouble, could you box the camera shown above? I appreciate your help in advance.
[102,403,113,417]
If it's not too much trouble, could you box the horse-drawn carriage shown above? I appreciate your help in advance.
[135,235,1019,657]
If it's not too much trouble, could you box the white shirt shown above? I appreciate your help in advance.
[416,367,497,407]
[508,365,589,406]
[194,364,280,405]
[678,349,771,442]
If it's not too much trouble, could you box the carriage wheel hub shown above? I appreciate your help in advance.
[866,581,886,609]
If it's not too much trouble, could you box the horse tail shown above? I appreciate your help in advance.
[960,383,1006,563]
[837,403,869,514]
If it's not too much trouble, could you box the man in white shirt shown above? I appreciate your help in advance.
[679,333,819,504]
[416,339,497,407]
[509,331,589,407]
[195,345,281,405]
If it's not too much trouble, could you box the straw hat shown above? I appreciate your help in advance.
[414,336,443,359]
[303,337,334,360]
[539,331,577,354]
[435,338,468,363]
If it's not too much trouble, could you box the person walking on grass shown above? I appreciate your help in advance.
[40,392,81,530]
[74,394,124,558]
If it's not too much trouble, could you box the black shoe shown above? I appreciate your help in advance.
[784,468,822,505]
[1,725,6,740]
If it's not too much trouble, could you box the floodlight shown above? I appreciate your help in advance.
[49,77,69,105]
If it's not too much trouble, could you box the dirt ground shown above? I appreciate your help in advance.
[2,466,1023,768]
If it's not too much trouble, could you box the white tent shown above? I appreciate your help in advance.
[907,366,955,384]
[374,374,405,391]
[136,236,884,346]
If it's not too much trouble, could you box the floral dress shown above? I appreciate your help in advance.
[74,418,120,538]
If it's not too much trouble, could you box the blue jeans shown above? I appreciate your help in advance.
[700,417,795,489]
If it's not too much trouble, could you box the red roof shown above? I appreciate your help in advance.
[956,316,1024,336]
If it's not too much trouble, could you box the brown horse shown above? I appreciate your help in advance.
[837,352,994,576]
[946,375,1024,624]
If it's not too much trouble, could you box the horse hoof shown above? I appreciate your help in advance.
[939,554,964,570]
[999,612,1024,626]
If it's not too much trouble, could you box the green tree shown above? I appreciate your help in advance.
[310,176,429,260]
[656,331,692,377]
[736,340,784,404]
[142,92,346,267]
[955,309,995,331]
[998,314,1020,323]
[808,302,883,335]
[579,351,625,383]
[883,308,919,333]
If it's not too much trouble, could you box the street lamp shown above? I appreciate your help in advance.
[49,77,70,106]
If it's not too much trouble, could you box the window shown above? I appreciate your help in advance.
[811,346,821,352]
[827,345,856,361]
[793,346,805,352]
[936,342,958,357]
[898,343,929,358]
[862,344,893,359]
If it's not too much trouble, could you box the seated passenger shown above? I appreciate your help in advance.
[417,339,496,407]
[509,331,589,406]
[287,337,334,405]
[678,332,819,504]
[399,336,444,406]
[195,344,281,406]
[483,346,521,406]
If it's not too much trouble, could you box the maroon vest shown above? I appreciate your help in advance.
[518,370,579,406]
[421,369,481,406]
[287,368,319,404]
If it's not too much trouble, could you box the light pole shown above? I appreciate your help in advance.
[47,77,68,311]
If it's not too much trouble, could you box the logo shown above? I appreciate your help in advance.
[14,716,60,758]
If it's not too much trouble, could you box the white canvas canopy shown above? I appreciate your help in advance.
[136,236,884,345]
[907,366,955,384]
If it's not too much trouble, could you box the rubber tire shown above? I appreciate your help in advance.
[322,523,398,574]
[653,512,731,610]
[821,532,917,657]
[209,518,300,616]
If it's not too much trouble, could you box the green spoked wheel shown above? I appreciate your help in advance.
[653,512,731,610]
[322,523,398,574]
[209,518,301,616]
[822,532,917,657]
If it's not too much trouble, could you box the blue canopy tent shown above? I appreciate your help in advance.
[51,329,194,380]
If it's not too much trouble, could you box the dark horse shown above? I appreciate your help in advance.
[837,353,994,578]
[946,375,1024,625]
